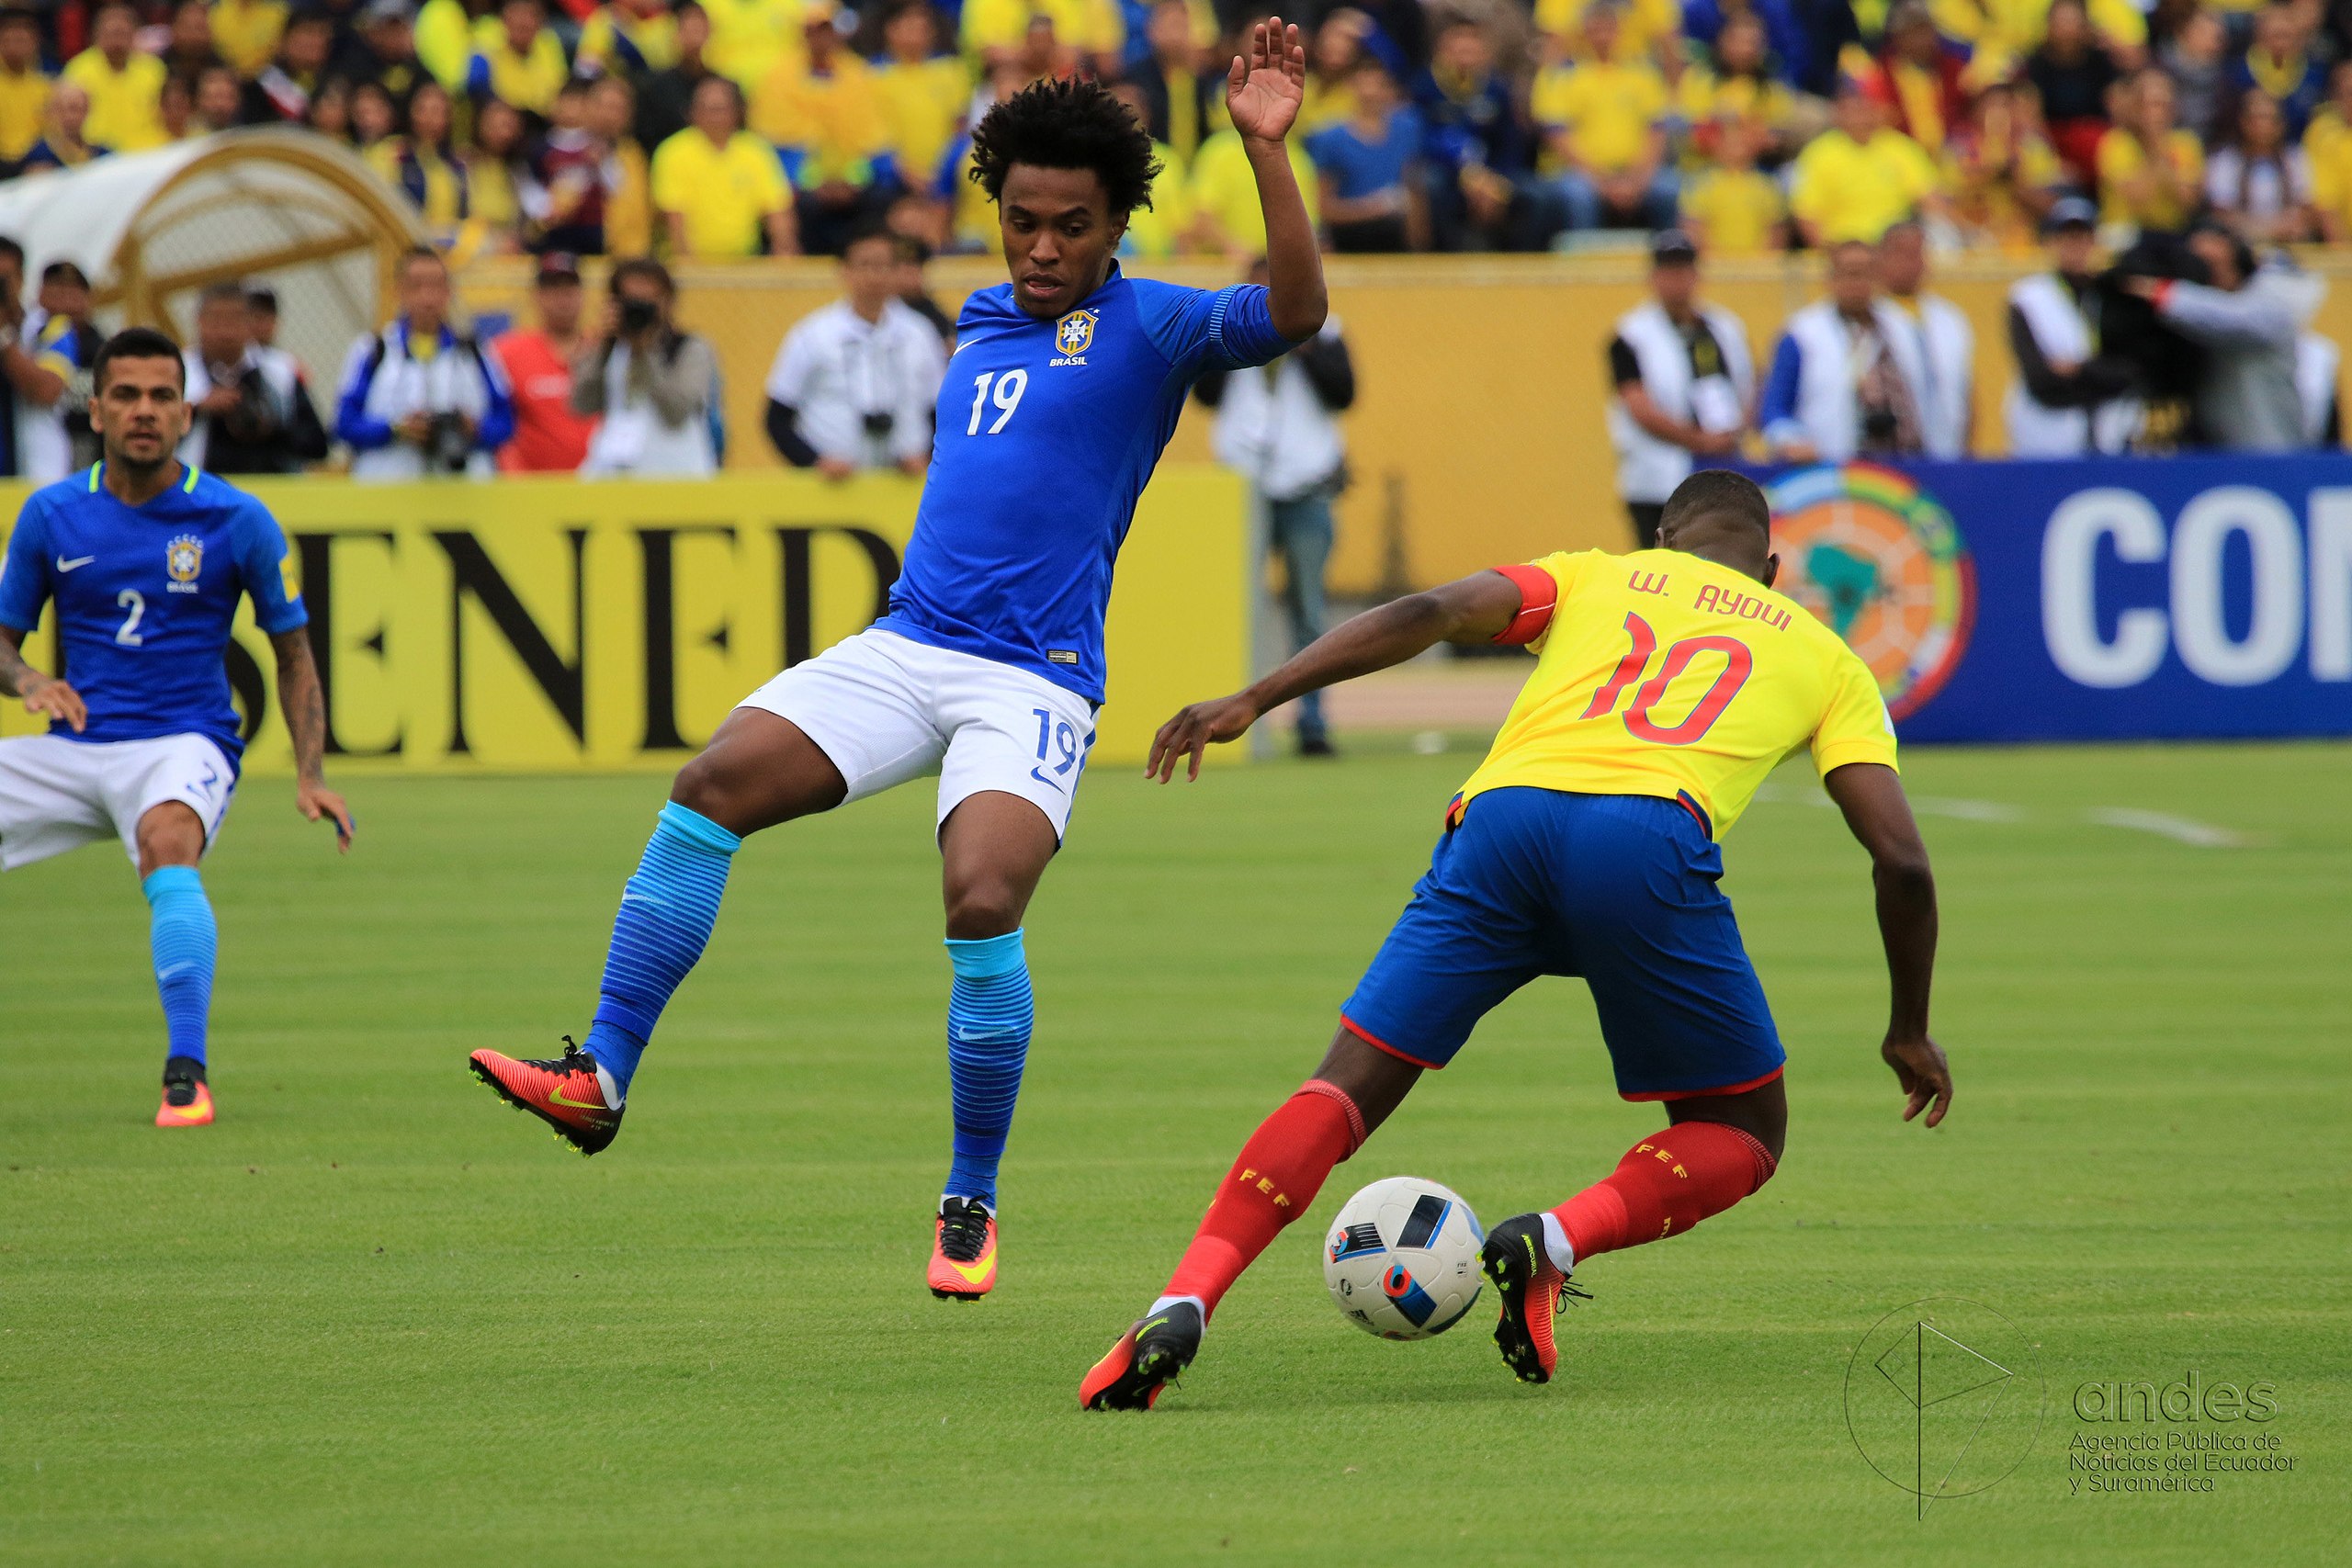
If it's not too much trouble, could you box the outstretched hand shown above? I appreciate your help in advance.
[1148,694,1261,782]
[298,779,356,853]
[1883,1035,1952,1128]
[1227,16,1306,143]
[20,673,86,733]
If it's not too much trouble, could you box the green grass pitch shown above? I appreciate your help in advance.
[3,742,2345,1566]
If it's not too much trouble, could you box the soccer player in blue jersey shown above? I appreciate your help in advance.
[0,329,355,1127]
[469,21,1329,1299]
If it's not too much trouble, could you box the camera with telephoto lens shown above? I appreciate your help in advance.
[618,296,661,335]
[425,411,474,472]
[862,410,895,438]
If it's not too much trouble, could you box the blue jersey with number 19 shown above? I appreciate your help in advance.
[876,264,1293,703]
[0,463,307,769]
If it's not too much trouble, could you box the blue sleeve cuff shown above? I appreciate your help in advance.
[1209,284,1293,367]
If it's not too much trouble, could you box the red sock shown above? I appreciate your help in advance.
[1551,1122,1778,1265]
[1164,1080,1365,1318]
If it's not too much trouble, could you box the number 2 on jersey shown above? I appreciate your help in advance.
[115,589,145,647]
[1581,612,1752,745]
[966,369,1028,435]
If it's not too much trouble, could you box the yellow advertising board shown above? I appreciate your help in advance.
[0,469,1250,773]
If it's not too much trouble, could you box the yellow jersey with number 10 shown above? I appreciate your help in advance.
[1456,548,1898,837]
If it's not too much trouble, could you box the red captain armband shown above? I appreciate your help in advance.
[1490,564,1559,646]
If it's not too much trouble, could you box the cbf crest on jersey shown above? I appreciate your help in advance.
[165,534,204,593]
[1052,309,1096,365]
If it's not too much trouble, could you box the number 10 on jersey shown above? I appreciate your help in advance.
[966,369,1028,435]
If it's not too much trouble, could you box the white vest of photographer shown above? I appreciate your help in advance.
[1209,318,1348,502]
[336,321,504,479]
[763,299,944,470]
[1607,301,1753,503]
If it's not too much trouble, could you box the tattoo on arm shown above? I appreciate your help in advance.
[0,626,42,697]
[271,628,328,782]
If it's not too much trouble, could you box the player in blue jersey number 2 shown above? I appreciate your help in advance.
[470,23,1329,1299]
[0,329,355,1128]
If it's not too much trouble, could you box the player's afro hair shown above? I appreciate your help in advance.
[967,77,1162,218]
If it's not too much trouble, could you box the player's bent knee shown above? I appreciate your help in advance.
[943,883,1024,941]
[134,801,206,874]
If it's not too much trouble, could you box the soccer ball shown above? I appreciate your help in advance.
[1322,1176,1485,1340]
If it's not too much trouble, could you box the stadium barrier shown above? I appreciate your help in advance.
[1760,457,2352,742]
[0,469,1250,774]
[459,252,2352,598]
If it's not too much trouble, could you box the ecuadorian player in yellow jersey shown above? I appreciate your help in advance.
[1083,470,1951,1411]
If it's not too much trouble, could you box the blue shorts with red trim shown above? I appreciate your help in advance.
[1340,786,1785,1100]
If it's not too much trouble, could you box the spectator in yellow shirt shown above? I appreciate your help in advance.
[211,0,289,80]
[468,0,570,118]
[653,74,798,255]
[468,94,527,248]
[591,74,656,255]
[962,0,1124,81]
[1537,0,1682,73]
[1189,123,1317,255]
[1675,14,1798,170]
[0,7,51,164]
[369,80,472,237]
[1789,78,1949,245]
[63,3,168,152]
[704,0,803,92]
[1944,75,2064,251]
[1533,6,1677,231]
[1928,0,2146,66]
[1679,115,1787,254]
[1301,8,1367,133]
[2303,58,2352,162]
[2095,66,2203,233]
[752,6,894,254]
[579,0,682,78]
[1136,0,1216,166]
[1106,77,1193,256]
[873,0,967,194]
[13,80,107,174]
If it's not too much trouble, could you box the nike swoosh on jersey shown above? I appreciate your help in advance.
[55,555,96,571]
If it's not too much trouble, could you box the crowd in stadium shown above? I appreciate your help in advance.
[5,0,2352,257]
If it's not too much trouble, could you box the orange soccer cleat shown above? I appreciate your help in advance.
[155,1066,214,1128]
[1479,1214,1591,1385]
[927,1197,999,1300]
[468,1037,624,1156]
[1080,1300,1202,1411]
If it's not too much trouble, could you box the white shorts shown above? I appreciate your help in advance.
[740,627,1098,841]
[0,732,238,872]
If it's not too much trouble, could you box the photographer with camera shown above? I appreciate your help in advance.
[182,281,329,475]
[762,224,945,481]
[334,246,514,480]
[574,257,720,478]
[2123,220,2322,453]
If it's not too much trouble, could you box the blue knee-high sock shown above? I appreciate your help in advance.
[585,802,742,1100]
[944,930,1034,1210]
[142,867,216,1068]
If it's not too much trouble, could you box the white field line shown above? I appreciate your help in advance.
[2080,807,2251,849]
[1749,784,2246,846]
